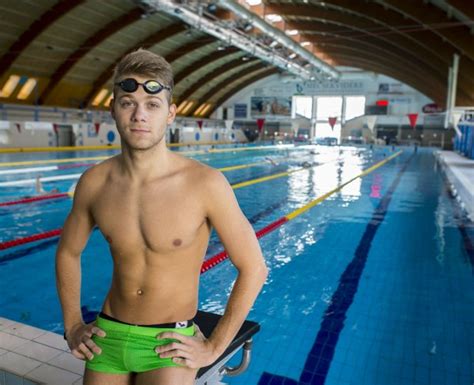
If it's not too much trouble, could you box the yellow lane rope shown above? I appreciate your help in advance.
[0,144,297,167]
[285,151,402,220]
[0,141,248,154]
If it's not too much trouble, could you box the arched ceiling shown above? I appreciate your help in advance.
[0,0,472,119]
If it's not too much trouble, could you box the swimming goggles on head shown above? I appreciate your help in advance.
[115,78,172,95]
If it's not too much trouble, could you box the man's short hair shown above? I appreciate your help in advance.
[113,49,174,102]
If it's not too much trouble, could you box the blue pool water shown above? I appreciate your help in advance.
[0,145,472,385]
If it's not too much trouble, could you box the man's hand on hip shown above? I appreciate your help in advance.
[66,322,106,361]
[155,324,218,369]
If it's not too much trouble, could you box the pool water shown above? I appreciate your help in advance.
[0,145,472,385]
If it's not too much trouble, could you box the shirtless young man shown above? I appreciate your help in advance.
[55,49,268,385]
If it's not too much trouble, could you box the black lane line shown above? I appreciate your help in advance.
[258,154,412,385]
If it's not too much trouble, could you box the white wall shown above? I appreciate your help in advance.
[73,123,120,146]
[212,68,434,120]
[0,121,55,148]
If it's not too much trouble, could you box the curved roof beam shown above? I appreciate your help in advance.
[164,37,216,65]
[376,0,474,60]
[39,7,144,105]
[0,0,84,78]
[176,57,259,104]
[317,44,445,96]
[297,22,447,80]
[321,49,445,103]
[283,0,457,66]
[174,48,239,84]
[307,0,474,92]
[337,52,473,105]
[332,55,452,105]
[186,62,267,116]
[83,23,187,107]
[205,69,280,118]
[329,44,472,105]
[266,6,448,83]
[446,0,474,20]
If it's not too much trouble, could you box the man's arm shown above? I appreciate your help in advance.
[55,171,105,360]
[156,169,268,368]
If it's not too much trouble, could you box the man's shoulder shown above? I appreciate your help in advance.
[180,156,225,186]
[76,156,116,192]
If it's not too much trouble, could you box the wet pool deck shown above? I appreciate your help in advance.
[436,150,474,221]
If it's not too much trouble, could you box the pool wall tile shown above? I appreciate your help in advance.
[4,372,23,385]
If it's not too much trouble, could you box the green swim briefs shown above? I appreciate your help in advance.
[85,313,196,374]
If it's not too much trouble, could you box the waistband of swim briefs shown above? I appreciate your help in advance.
[97,312,194,335]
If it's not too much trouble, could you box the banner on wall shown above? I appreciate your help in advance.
[256,118,265,132]
[378,83,403,94]
[422,103,443,113]
[251,96,291,117]
[407,113,418,128]
[196,120,203,130]
[225,120,234,130]
[234,104,247,119]
[328,117,337,130]
[87,123,98,137]
[366,116,377,131]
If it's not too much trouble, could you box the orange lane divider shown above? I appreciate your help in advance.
[0,193,69,207]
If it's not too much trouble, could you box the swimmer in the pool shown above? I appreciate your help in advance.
[55,49,267,385]
[35,176,59,195]
[264,156,278,166]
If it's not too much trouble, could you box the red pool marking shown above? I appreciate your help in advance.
[0,229,62,250]
[57,163,94,170]
[200,217,288,273]
[0,193,69,207]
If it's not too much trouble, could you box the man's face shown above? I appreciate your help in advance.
[111,74,176,151]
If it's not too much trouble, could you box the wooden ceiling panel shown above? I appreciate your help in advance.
[176,58,259,103]
[379,0,474,60]
[174,51,243,93]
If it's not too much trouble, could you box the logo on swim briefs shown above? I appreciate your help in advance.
[176,321,187,328]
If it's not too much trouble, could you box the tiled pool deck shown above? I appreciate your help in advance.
[435,150,474,221]
[0,317,84,385]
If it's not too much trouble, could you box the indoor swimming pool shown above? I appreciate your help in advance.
[0,144,472,385]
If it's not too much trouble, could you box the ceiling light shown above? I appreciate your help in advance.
[286,29,299,36]
[265,14,282,23]
[17,78,37,100]
[301,41,311,46]
[289,53,297,59]
[245,0,262,5]
[270,41,278,47]
[0,75,20,98]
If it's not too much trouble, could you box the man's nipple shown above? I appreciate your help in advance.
[173,239,182,247]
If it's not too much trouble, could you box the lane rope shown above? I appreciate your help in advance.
[0,144,298,167]
[200,151,402,273]
[0,150,381,252]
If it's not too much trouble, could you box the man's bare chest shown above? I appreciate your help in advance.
[91,185,207,254]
